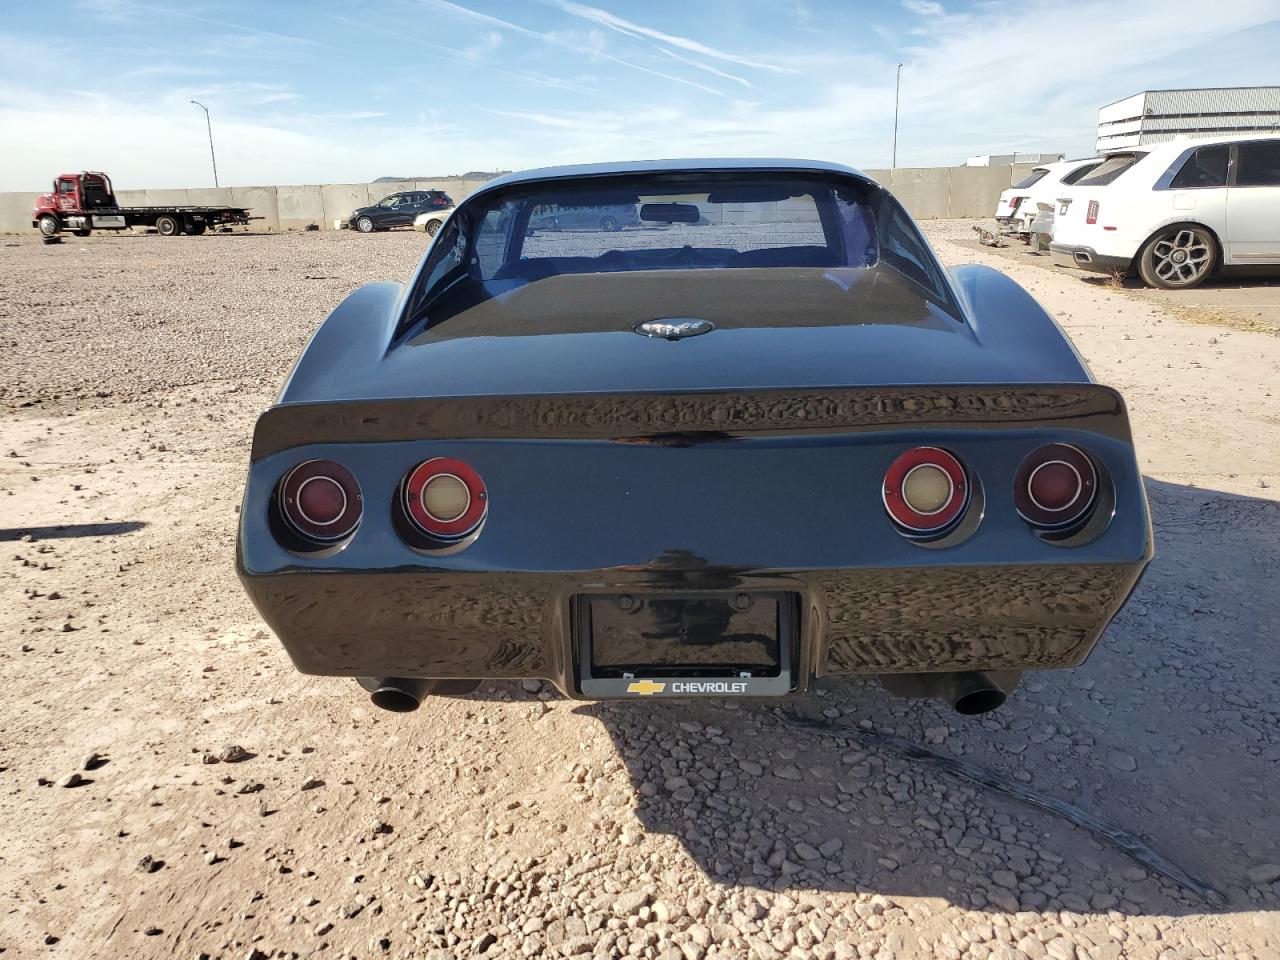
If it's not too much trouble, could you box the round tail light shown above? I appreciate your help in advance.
[278,459,362,542]
[883,446,969,537]
[1015,443,1097,529]
[403,457,487,540]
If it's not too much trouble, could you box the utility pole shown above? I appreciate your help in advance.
[190,100,219,188]
[892,63,903,170]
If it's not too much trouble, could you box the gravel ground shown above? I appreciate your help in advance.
[1,223,1279,959]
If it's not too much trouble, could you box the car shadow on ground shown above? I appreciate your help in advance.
[570,478,1279,921]
[0,520,146,541]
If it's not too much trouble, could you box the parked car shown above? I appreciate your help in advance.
[236,158,1151,715]
[413,206,456,238]
[1028,202,1055,252]
[994,158,1103,237]
[348,190,453,233]
[527,202,639,232]
[1051,135,1280,288]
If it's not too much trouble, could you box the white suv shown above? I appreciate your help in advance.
[995,158,1102,236]
[1050,135,1280,288]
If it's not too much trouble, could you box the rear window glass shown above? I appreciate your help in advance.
[1013,169,1049,189]
[1075,153,1146,187]
[1170,145,1229,189]
[1060,162,1102,185]
[1235,140,1280,187]
[404,172,958,334]
[470,180,854,281]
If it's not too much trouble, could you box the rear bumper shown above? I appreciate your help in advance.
[1049,243,1131,274]
[238,558,1148,699]
[237,384,1153,700]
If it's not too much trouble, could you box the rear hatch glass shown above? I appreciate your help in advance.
[1074,152,1146,187]
[1013,168,1049,189]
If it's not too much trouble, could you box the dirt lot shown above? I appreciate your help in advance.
[1,225,1279,960]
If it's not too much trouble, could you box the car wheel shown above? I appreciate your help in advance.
[72,228,91,238]
[155,215,180,237]
[184,221,206,235]
[356,216,375,233]
[600,216,619,232]
[425,219,441,238]
[1138,225,1216,289]
[38,215,60,237]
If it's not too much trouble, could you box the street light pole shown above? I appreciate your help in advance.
[892,63,903,170]
[189,99,219,188]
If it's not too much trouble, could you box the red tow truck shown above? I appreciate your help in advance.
[32,171,256,238]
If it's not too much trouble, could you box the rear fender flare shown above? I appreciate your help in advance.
[946,263,1094,383]
[276,282,405,404]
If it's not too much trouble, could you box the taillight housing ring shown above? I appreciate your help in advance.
[883,446,970,538]
[402,457,488,541]
[277,459,362,543]
[1014,443,1097,529]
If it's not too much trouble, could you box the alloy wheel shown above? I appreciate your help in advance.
[1149,228,1213,287]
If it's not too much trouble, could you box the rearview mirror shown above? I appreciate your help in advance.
[639,202,700,224]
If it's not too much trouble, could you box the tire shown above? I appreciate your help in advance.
[355,216,375,234]
[38,215,60,237]
[1137,225,1217,289]
[155,215,180,237]
[184,221,206,236]
[425,219,441,238]
[600,216,619,232]
[72,229,91,238]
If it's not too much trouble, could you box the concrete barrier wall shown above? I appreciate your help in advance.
[0,165,1041,233]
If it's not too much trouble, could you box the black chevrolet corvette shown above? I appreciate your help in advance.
[237,159,1153,714]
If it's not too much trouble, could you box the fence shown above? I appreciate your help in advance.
[0,165,1038,234]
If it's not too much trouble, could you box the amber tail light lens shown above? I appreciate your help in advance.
[883,447,970,538]
[402,457,487,540]
[277,460,362,543]
[1014,443,1097,529]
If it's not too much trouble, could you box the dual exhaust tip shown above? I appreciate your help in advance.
[359,671,1013,715]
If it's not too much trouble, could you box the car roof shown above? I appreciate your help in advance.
[470,158,872,200]
[1104,133,1280,157]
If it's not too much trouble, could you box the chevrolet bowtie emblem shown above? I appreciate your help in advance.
[627,679,666,695]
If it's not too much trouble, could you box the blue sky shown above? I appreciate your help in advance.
[2,0,1279,190]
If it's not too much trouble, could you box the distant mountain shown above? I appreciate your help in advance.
[373,171,509,182]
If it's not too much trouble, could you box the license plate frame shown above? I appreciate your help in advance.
[574,592,797,698]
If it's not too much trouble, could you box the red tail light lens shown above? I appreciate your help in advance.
[1011,196,1025,210]
[1014,443,1097,529]
[883,447,970,537]
[1086,200,1099,224]
[403,457,487,540]
[278,460,362,542]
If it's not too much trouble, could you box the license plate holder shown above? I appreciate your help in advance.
[574,592,796,698]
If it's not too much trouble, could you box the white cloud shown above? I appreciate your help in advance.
[550,1,789,73]
[418,0,727,95]
[901,0,945,16]
[462,31,503,61]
